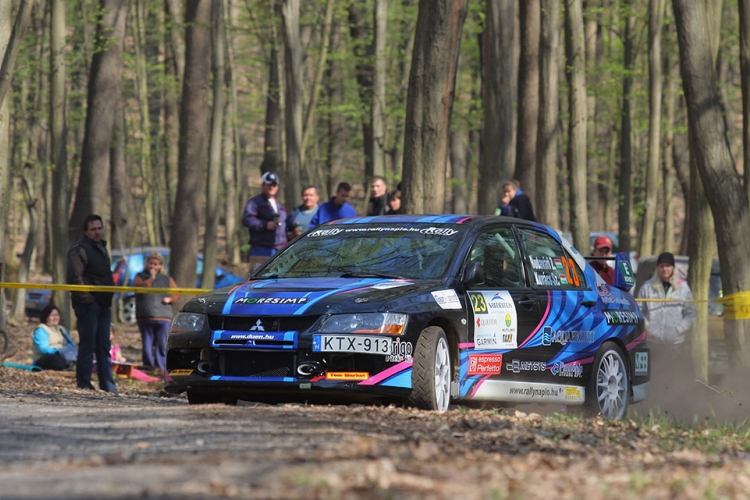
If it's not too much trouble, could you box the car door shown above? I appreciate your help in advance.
[465,226,544,352]
[516,227,599,375]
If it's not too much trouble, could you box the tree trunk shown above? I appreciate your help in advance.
[585,0,603,230]
[638,0,665,258]
[279,0,303,209]
[10,170,40,323]
[0,0,33,109]
[740,0,750,201]
[662,25,678,252]
[347,4,374,189]
[170,0,211,304]
[259,40,283,179]
[673,0,750,375]
[371,0,387,179]
[225,2,243,265]
[479,0,514,215]
[536,0,560,228]
[165,0,185,84]
[164,0,183,221]
[0,0,10,333]
[450,130,468,214]
[69,0,126,239]
[402,0,469,214]
[514,0,539,198]
[50,0,70,327]
[203,1,224,290]
[565,0,590,252]
[617,0,635,253]
[110,101,133,251]
[132,0,157,246]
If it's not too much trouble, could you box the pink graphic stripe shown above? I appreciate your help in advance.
[468,376,490,398]
[359,360,413,386]
[626,331,647,350]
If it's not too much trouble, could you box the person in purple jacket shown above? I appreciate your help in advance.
[242,172,288,257]
[310,182,357,227]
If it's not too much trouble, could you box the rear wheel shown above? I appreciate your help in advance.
[119,297,136,325]
[187,391,238,406]
[410,326,452,411]
[584,342,630,419]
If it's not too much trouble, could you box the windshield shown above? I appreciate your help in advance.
[258,224,465,280]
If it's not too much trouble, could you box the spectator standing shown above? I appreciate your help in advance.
[286,185,320,240]
[637,252,696,384]
[494,179,521,216]
[367,176,388,216]
[132,252,179,371]
[31,304,77,371]
[242,171,288,257]
[589,235,615,285]
[502,180,536,221]
[311,182,357,226]
[66,214,118,393]
[386,190,403,215]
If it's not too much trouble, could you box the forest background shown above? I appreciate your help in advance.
[1,0,750,377]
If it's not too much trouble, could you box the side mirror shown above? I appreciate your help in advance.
[462,262,486,287]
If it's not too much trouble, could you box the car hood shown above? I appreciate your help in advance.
[199,277,444,316]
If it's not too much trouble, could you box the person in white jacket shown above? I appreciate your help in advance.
[637,252,696,392]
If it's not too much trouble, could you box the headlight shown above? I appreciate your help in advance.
[170,312,206,333]
[319,313,408,335]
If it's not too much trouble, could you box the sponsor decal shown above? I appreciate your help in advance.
[468,354,503,375]
[541,326,595,346]
[432,289,462,310]
[420,227,459,236]
[470,291,518,349]
[505,359,546,374]
[385,339,413,362]
[618,261,636,286]
[529,256,555,270]
[603,310,640,325]
[534,273,560,287]
[325,372,369,380]
[508,385,562,399]
[635,352,648,375]
[596,284,632,306]
[550,361,584,378]
[234,297,309,305]
[229,333,274,340]
[564,386,583,402]
[307,228,343,237]
[169,369,194,377]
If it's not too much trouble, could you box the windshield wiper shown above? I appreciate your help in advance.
[339,271,403,279]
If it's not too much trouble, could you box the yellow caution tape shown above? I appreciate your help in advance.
[0,282,208,295]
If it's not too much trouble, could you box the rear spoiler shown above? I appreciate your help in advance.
[584,251,635,291]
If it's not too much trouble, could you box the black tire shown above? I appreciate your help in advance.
[187,391,238,406]
[583,341,630,419]
[410,326,452,411]
[119,297,137,325]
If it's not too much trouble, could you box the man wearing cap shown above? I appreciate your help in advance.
[590,235,615,285]
[242,172,288,257]
[637,251,696,387]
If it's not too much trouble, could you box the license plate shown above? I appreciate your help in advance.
[312,335,392,355]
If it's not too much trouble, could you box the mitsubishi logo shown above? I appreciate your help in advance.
[250,319,265,331]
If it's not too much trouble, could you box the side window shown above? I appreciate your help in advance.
[518,228,585,289]
[468,227,525,288]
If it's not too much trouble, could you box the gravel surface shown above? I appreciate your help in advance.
[2,321,750,499]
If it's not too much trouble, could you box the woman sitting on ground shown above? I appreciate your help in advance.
[32,304,77,371]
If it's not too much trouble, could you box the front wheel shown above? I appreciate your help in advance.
[584,342,630,419]
[410,326,452,411]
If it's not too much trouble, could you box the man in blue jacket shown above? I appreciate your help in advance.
[311,182,357,226]
[242,172,288,257]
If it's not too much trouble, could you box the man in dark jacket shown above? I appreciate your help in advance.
[66,214,118,393]
[242,171,288,257]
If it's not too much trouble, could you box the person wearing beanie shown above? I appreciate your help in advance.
[637,251,696,393]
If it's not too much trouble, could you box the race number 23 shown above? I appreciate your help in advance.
[469,292,488,313]
[561,256,581,287]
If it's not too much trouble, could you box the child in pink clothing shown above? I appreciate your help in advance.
[94,325,161,383]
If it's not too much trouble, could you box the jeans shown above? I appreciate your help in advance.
[137,319,171,370]
[249,246,278,257]
[74,302,117,393]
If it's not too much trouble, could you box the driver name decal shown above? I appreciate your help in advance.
[469,291,518,349]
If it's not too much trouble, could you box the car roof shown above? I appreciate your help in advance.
[325,214,546,229]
